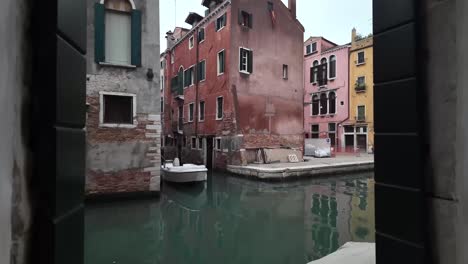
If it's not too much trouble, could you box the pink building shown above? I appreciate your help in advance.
[303,37,350,150]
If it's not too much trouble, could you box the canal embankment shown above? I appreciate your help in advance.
[227,154,374,180]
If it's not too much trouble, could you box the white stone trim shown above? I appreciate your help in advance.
[99,91,137,128]
[100,0,136,10]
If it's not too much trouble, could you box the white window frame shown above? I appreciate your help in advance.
[160,75,164,91]
[199,100,205,122]
[239,47,252,74]
[189,36,194,49]
[357,76,366,86]
[188,102,194,122]
[357,51,365,65]
[199,27,206,44]
[215,137,222,151]
[216,13,226,32]
[199,60,206,82]
[216,96,224,120]
[198,137,203,150]
[99,91,137,128]
[357,105,366,121]
[191,137,197,150]
[171,52,175,64]
[217,50,225,76]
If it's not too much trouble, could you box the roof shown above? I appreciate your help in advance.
[202,0,222,8]
[304,36,339,47]
[185,12,204,25]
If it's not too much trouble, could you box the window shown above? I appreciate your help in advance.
[344,126,354,133]
[216,97,224,120]
[306,42,317,55]
[310,60,319,83]
[357,51,365,64]
[198,138,203,150]
[171,52,175,64]
[328,123,336,147]
[239,48,253,74]
[105,10,131,65]
[191,137,197,149]
[184,67,195,87]
[239,10,252,28]
[320,93,328,115]
[160,60,165,69]
[318,58,328,86]
[199,101,205,121]
[356,76,366,91]
[198,28,205,43]
[217,50,225,75]
[188,103,194,122]
[160,98,164,113]
[215,138,222,150]
[216,13,227,31]
[101,93,136,125]
[329,92,336,114]
[189,36,194,49]
[268,1,274,11]
[329,55,336,79]
[312,95,319,116]
[160,76,164,91]
[283,64,288,79]
[198,60,206,81]
[357,105,366,121]
[311,125,319,139]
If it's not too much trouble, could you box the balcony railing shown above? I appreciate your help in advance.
[356,115,366,122]
[355,83,366,92]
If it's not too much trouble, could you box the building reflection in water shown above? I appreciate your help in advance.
[85,172,374,264]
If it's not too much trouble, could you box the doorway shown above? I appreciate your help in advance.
[205,136,214,170]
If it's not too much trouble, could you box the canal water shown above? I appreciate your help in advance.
[85,172,375,264]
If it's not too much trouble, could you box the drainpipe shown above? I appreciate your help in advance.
[336,47,351,151]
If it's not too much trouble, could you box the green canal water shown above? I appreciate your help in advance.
[85,172,375,264]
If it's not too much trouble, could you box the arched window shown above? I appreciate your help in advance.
[320,93,328,115]
[329,92,336,114]
[329,55,336,79]
[317,58,328,86]
[311,60,319,83]
[312,95,319,115]
[95,0,141,66]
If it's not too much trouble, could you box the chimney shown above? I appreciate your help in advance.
[352,28,357,42]
[166,30,175,49]
[288,0,296,18]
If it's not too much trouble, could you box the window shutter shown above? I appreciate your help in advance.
[238,10,243,25]
[247,50,253,73]
[239,48,243,71]
[310,67,314,83]
[248,13,253,28]
[94,3,105,63]
[131,9,142,66]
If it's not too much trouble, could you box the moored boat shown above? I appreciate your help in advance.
[161,162,208,183]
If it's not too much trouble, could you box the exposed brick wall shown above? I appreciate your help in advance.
[86,169,151,195]
[242,134,304,150]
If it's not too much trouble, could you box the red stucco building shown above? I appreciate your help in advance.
[162,0,304,169]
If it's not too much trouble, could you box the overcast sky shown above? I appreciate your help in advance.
[160,0,372,51]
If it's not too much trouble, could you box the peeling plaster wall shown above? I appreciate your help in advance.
[0,0,32,263]
[85,0,161,195]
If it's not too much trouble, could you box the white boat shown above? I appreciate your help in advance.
[161,162,208,183]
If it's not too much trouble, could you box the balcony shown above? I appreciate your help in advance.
[355,83,366,92]
[356,115,366,122]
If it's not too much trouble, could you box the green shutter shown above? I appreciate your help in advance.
[131,10,142,66]
[247,50,253,73]
[238,10,243,25]
[249,13,253,28]
[94,3,105,63]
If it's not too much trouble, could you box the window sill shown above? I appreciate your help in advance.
[356,62,366,66]
[216,118,223,121]
[216,26,225,32]
[239,70,251,75]
[305,51,318,56]
[198,120,205,123]
[329,77,336,81]
[100,123,137,129]
[217,72,224,76]
[199,40,205,44]
[283,77,288,80]
[99,62,137,69]
[199,79,206,83]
